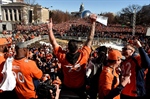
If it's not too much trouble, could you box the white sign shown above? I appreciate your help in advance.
[146,27,150,36]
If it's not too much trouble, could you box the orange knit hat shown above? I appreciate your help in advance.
[108,49,122,61]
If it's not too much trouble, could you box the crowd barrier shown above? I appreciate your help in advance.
[41,35,122,43]
[0,34,12,38]
[0,34,123,47]
[23,36,42,46]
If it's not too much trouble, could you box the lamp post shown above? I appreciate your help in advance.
[132,8,136,36]
[0,3,2,21]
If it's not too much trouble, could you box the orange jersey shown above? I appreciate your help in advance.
[99,66,120,99]
[54,46,91,88]
[121,56,141,97]
[12,58,43,99]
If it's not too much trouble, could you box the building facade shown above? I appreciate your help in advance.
[41,7,49,23]
[0,2,49,32]
[0,0,24,23]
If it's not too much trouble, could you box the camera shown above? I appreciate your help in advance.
[37,79,57,99]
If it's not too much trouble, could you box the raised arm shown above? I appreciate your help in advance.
[84,14,97,48]
[47,18,60,49]
[134,39,150,68]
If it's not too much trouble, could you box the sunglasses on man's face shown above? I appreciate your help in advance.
[122,48,132,51]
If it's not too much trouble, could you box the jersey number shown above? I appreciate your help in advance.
[13,71,25,83]
[122,62,131,75]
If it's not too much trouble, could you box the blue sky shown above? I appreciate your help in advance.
[35,0,150,14]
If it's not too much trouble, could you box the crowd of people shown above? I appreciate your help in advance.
[0,12,150,99]
[2,29,40,43]
[13,17,150,52]
[15,18,148,35]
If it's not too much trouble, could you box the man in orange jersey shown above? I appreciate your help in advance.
[98,49,131,99]
[47,14,97,99]
[120,40,150,99]
[12,42,43,99]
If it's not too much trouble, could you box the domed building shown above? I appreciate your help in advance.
[71,3,85,17]
[79,3,84,13]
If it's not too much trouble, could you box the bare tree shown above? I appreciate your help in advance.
[33,4,41,23]
[23,0,36,24]
[100,12,115,24]
[139,5,150,25]
[52,10,74,24]
[119,4,142,25]
[121,4,141,14]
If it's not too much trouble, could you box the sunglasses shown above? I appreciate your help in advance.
[122,48,132,51]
